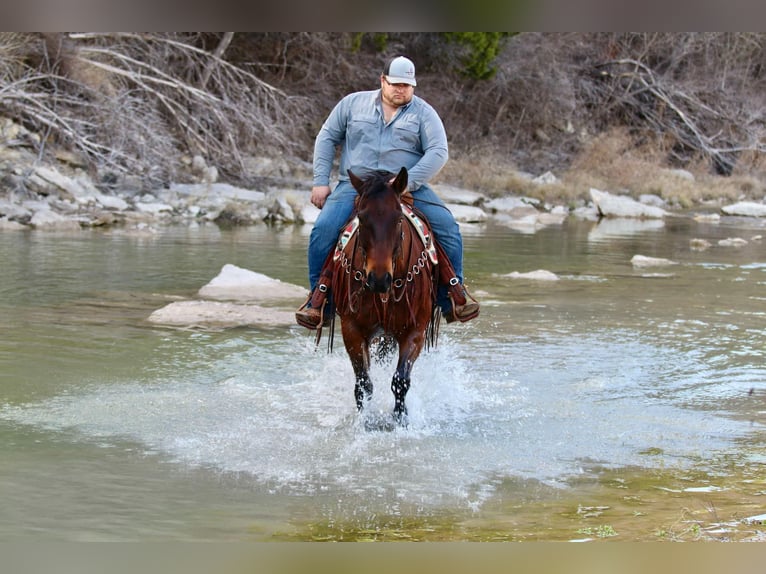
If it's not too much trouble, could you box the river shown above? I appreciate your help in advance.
[1,214,765,541]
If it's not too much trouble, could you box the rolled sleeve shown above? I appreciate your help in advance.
[312,98,349,187]
[407,105,448,190]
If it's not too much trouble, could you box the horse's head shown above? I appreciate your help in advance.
[349,167,408,294]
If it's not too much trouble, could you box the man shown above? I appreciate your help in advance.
[296,55,479,328]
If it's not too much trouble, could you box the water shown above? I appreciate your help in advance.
[1,215,765,541]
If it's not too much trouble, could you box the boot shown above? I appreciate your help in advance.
[295,284,333,329]
[443,278,480,323]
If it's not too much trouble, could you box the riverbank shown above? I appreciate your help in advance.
[2,118,765,234]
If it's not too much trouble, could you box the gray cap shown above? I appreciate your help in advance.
[383,56,416,86]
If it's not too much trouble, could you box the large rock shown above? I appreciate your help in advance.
[721,202,766,217]
[433,184,484,205]
[148,265,308,329]
[447,203,487,223]
[28,165,129,211]
[0,217,26,230]
[29,209,81,230]
[631,254,678,268]
[169,182,266,204]
[502,269,559,281]
[198,263,308,302]
[484,197,540,213]
[590,188,668,218]
[147,300,295,328]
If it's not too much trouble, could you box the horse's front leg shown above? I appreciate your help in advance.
[391,333,426,425]
[391,369,411,425]
[354,359,373,411]
[342,325,373,411]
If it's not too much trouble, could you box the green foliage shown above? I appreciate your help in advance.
[350,33,389,53]
[443,32,515,80]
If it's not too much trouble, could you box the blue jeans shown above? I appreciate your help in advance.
[308,181,463,312]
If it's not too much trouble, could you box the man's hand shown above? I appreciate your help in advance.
[311,185,332,209]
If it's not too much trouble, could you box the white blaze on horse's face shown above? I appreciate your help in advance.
[349,169,408,295]
[360,201,401,293]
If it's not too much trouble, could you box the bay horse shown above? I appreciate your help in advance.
[330,167,439,426]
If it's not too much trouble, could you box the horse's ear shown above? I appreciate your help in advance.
[392,167,408,196]
[348,170,364,194]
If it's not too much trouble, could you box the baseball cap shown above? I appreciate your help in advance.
[383,56,416,86]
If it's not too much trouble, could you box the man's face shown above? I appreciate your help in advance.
[380,77,414,107]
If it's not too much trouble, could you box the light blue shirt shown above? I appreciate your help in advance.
[312,89,449,191]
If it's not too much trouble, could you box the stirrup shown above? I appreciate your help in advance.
[445,283,480,324]
[295,293,333,330]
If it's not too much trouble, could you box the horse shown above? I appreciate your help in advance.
[329,167,439,426]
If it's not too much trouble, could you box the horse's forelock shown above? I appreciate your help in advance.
[358,170,397,200]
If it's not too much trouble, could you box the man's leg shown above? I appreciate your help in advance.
[411,184,463,282]
[412,185,479,322]
[307,180,357,290]
[297,181,357,329]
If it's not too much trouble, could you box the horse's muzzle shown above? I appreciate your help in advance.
[365,271,392,293]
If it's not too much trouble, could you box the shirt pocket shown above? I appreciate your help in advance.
[392,119,420,151]
[347,116,378,149]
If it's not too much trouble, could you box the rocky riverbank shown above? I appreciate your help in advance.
[3,148,766,236]
[3,117,766,233]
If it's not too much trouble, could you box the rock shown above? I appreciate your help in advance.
[0,217,27,230]
[721,201,766,217]
[433,184,484,205]
[718,237,748,247]
[538,211,567,225]
[571,204,600,221]
[666,168,695,181]
[639,194,666,207]
[147,300,295,328]
[447,203,487,223]
[54,149,88,168]
[503,269,560,281]
[148,265,307,328]
[134,201,174,215]
[484,196,538,213]
[198,263,308,302]
[29,209,81,230]
[693,213,720,223]
[191,155,207,173]
[532,171,559,185]
[213,203,258,226]
[96,194,129,211]
[631,254,678,268]
[493,212,541,233]
[690,238,712,251]
[32,166,103,205]
[590,188,668,218]
[0,199,31,222]
[169,182,266,204]
[298,203,321,225]
[266,195,295,223]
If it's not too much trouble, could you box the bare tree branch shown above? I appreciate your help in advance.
[200,32,234,90]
